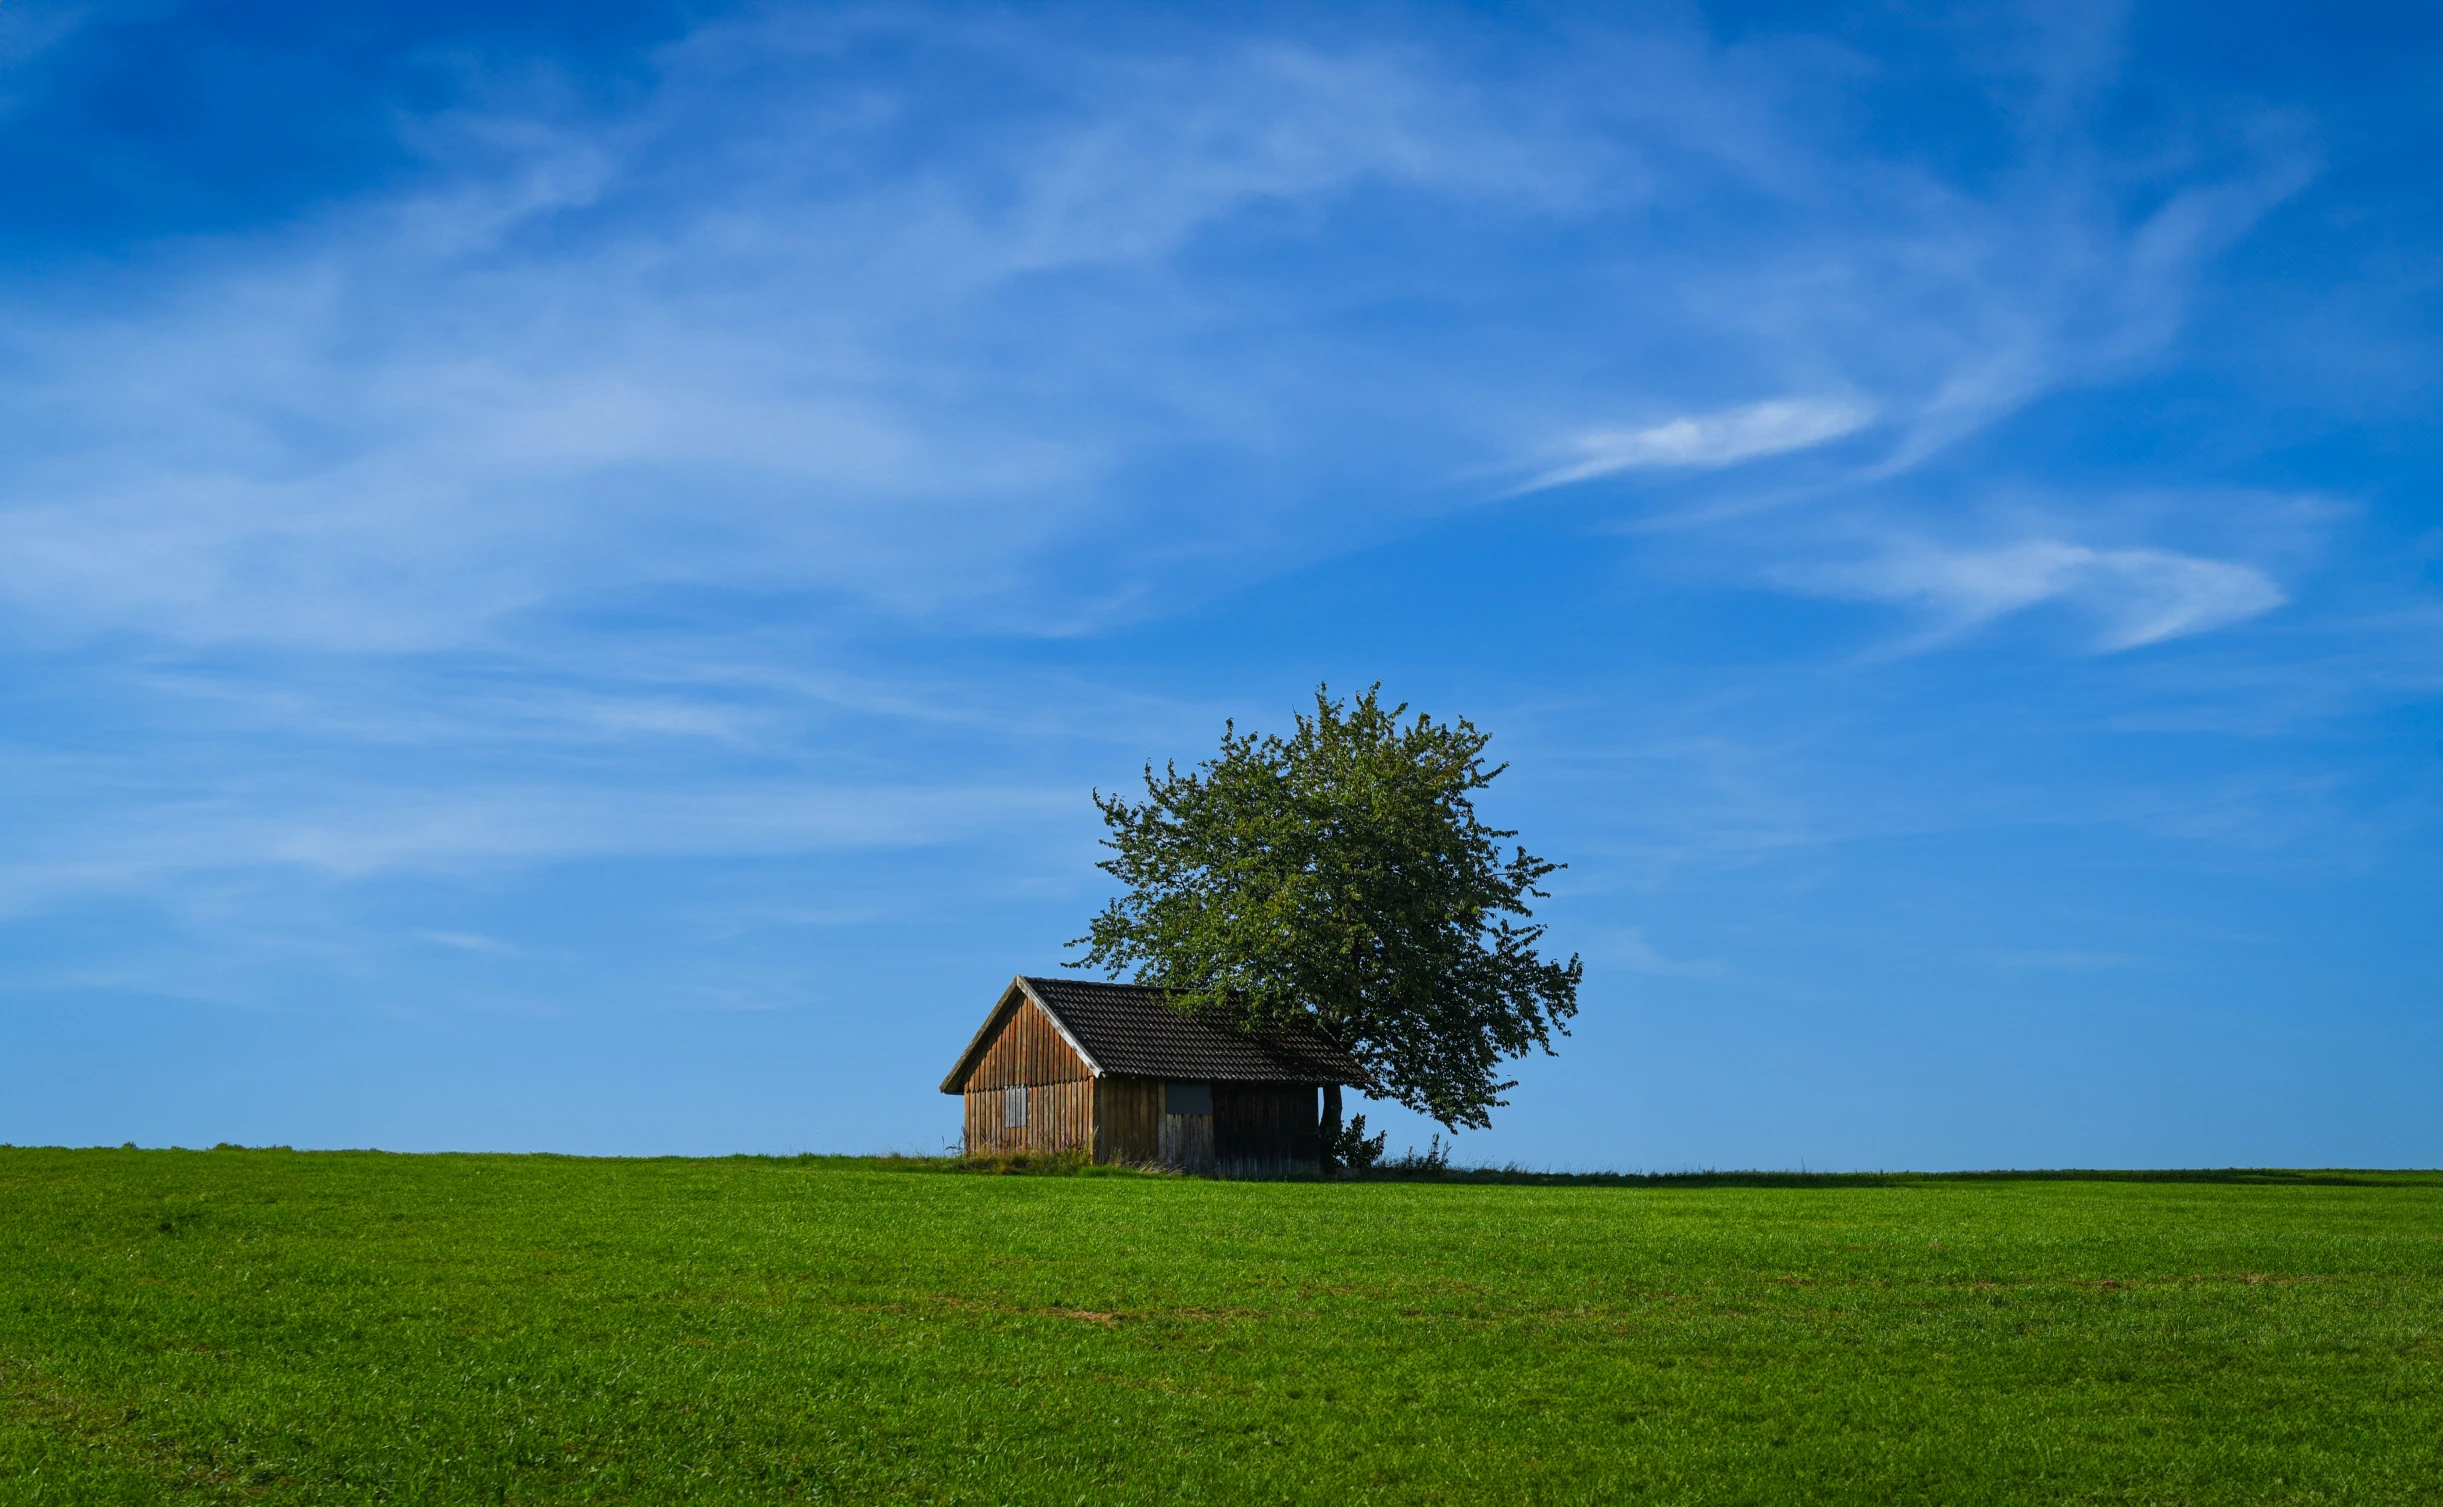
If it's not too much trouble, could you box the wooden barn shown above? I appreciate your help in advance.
[940,976,1368,1177]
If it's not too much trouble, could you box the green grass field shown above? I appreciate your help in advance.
[3,1150,2439,1504]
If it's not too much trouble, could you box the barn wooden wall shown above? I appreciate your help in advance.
[963,1079,1094,1157]
[1213,1084,1322,1178]
[1096,1079,1323,1176]
[960,999,1092,1091]
[1159,1110,1216,1174]
[950,994,1326,1174]
[1094,1077,1162,1165]
[958,997,1096,1156]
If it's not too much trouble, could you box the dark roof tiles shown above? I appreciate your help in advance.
[943,976,1368,1090]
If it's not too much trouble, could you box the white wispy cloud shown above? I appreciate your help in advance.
[1514,397,1877,493]
[417,930,518,956]
[0,8,2312,653]
[0,20,1491,650]
[0,4,2344,943]
[1786,538,2286,651]
[0,779,1080,917]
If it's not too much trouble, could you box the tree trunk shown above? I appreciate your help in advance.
[1321,1082,1344,1173]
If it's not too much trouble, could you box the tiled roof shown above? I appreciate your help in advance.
[941,976,1369,1091]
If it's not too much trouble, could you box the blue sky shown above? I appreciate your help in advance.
[4,1,2440,1169]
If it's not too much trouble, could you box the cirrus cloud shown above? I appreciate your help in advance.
[1512,396,1879,494]
[1784,538,2287,651]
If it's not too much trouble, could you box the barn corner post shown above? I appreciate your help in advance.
[1320,1082,1343,1172]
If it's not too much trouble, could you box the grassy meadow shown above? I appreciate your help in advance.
[1,1149,2439,1504]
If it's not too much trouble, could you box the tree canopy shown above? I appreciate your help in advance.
[1072,686,1581,1132]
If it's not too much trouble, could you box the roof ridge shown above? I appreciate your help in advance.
[1001,973,1367,1089]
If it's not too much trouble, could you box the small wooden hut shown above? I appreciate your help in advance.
[940,976,1368,1176]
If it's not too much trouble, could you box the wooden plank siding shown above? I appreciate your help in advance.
[1129,1080,1319,1176]
[1159,1110,1217,1175]
[1213,1083,1322,1178]
[957,998,1094,1156]
[1094,1077,1162,1166]
[949,994,1325,1175]
[960,998,1092,1091]
[963,1079,1094,1157]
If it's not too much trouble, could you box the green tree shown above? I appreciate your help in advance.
[1072,685,1581,1151]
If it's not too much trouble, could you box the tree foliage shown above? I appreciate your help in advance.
[1072,685,1582,1131]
